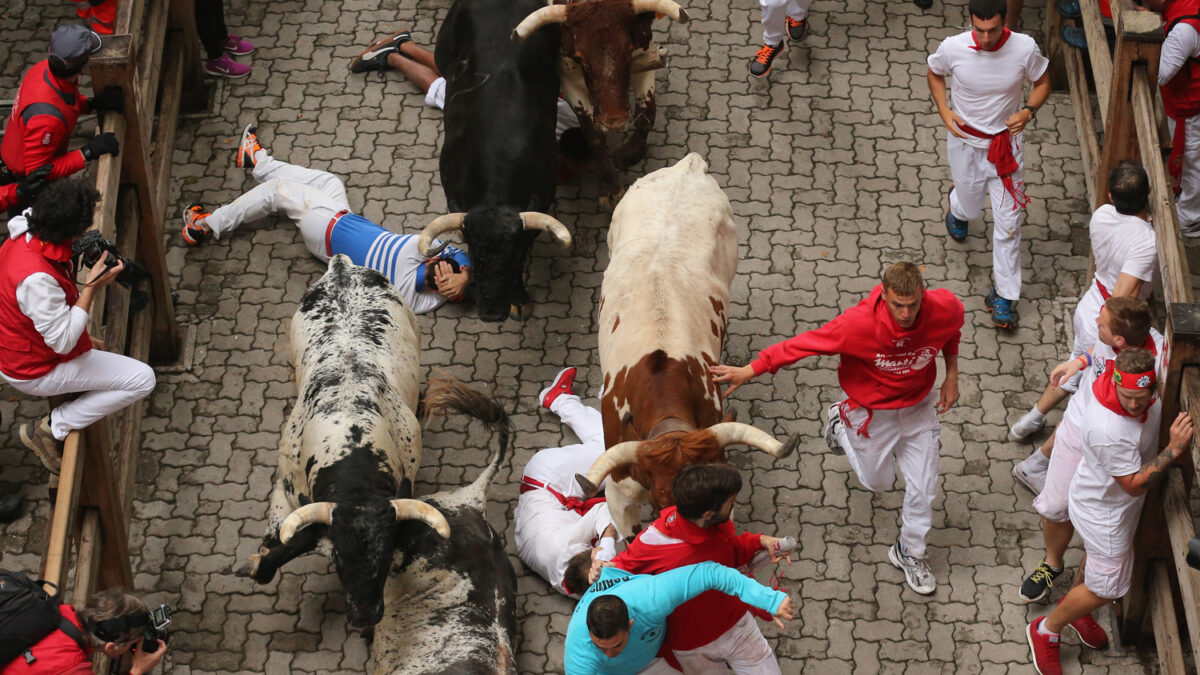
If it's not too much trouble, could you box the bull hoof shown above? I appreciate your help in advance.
[509,303,533,322]
[575,473,600,499]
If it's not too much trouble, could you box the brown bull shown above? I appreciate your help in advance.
[511,0,689,206]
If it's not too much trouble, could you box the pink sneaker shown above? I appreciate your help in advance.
[204,54,251,79]
[223,35,255,55]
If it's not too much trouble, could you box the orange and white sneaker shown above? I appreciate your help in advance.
[181,202,213,246]
[236,123,262,170]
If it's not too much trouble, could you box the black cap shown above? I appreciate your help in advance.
[49,24,103,66]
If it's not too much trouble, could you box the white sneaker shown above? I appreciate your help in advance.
[824,404,845,455]
[1013,452,1048,495]
[1008,409,1045,441]
[888,541,935,595]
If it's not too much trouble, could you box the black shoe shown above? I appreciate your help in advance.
[1019,560,1063,603]
[749,42,784,78]
[913,0,933,8]
[0,493,23,523]
[349,31,412,74]
[785,17,808,42]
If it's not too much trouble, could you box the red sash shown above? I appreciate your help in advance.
[956,122,1031,211]
[519,476,606,516]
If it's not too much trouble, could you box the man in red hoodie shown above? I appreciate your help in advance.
[609,463,792,673]
[711,262,963,595]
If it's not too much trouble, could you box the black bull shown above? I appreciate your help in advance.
[422,0,573,323]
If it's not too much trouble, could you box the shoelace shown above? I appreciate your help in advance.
[787,18,803,27]
[754,45,778,64]
[1030,564,1057,587]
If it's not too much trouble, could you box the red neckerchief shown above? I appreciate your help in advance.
[29,236,74,264]
[1091,362,1154,421]
[969,27,1012,52]
[657,506,735,545]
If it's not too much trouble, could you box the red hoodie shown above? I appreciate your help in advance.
[611,507,765,654]
[751,285,963,411]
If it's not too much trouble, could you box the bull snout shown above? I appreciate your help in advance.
[595,111,629,134]
[479,304,509,322]
[347,597,386,628]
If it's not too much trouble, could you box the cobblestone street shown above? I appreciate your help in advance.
[0,0,1175,672]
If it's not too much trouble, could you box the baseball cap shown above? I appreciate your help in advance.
[49,24,103,66]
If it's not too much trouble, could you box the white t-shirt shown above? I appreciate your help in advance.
[927,31,1049,148]
[1068,394,1161,557]
[1089,204,1156,298]
[1063,328,1165,428]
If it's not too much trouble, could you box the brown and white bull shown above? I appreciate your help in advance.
[237,255,449,629]
[577,153,799,534]
[511,0,690,206]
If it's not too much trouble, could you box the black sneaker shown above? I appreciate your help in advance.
[1019,560,1063,603]
[749,42,784,78]
[349,31,412,73]
[785,17,807,42]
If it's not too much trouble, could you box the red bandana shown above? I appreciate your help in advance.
[1091,362,1156,421]
[970,27,1011,52]
[31,236,74,264]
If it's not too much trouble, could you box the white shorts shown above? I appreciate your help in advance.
[1032,417,1082,523]
[1083,546,1134,600]
[426,77,446,109]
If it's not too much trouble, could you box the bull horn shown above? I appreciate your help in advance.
[632,0,690,23]
[392,499,452,538]
[418,213,467,255]
[511,4,568,42]
[707,422,799,458]
[575,441,641,497]
[279,502,334,544]
[520,212,572,248]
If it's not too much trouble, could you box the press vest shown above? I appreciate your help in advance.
[0,61,86,177]
[1162,0,1200,119]
[0,606,91,675]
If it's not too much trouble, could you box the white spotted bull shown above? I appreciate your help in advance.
[578,153,799,534]
[237,255,449,628]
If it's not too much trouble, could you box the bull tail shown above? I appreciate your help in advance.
[422,372,512,504]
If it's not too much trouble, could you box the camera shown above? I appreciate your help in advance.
[1187,537,1200,571]
[71,230,150,311]
[141,604,171,652]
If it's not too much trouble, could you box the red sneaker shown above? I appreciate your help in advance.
[539,367,577,409]
[1027,618,1062,675]
[1059,598,1108,649]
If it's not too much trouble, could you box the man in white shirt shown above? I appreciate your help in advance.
[927,0,1050,330]
[1017,297,1163,607]
[1028,349,1192,675]
[514,367,622,596]
[1157,0,1200,235]
[1009,163,1156,483]
[178,124,471,315]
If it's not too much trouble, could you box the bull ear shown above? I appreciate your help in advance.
[511,4,568,42]
[632,0,690,23]
[418,213,467,255]
[520,212,572,248]
[279,502,334,544]
[392,499,451,538]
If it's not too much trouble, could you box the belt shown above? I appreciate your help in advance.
[323,209,350,257]
[520,475,606,516]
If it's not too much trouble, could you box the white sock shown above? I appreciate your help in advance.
[1037,620,1059,637]
[1025,448,1050,470]
[1026,406,1046,424]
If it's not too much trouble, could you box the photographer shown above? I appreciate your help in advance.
[2,589,168,674]
[0,179,155,474]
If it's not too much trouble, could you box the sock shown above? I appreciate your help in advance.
[1027,406,1046,424]
[1025,448,1050,470]
[1038,620,1060,637]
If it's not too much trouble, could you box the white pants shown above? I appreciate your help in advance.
[673,611,780,674]
[1169,115,1200,227]
[205,152,351,260]
[759,0,813,44]
[947,133,1026,301]
[835,390,941,557]
[1032,417,1082,523]
[1071,282,1104,359]
[3,349,155,441]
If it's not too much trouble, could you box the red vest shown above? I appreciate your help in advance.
[0,61,84,175]
[1162,0,1200,119]
[0,234,92,380]
[0,605,91,675]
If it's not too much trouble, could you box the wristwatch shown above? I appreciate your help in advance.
[1022,104,1037,120]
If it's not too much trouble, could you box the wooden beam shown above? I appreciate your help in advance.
[1080,0,1114,130]
[152,40,186,214]
[80,416,133,591]
[74,509,103,602]
[1150,559,1188,674]
[41,432,85,589]
[1063,43,1100,206]
[1163,469,1200,660]
[1042,0,1068,90]
[1096,19,1141,208]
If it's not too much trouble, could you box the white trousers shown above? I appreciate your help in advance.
[947,133,1025,301]
[3,349,155,441]
[1071,283,1104,358]
[835,390,941,557]
[759,0,813,44]
[672,611,780,674]
[205,152,351,260]
[1169,115,1200,227]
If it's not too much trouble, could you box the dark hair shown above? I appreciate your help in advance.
[586,595,629,639]
[969,0,1007,20]
[1109,161,1150,215]
[48,57,86,79]
[562,550,594,596]
[77,589,148,648]
[559,128,593,163]
[672,463,742,520]
[425,256,463,291]
[1105,296,1151,346]
[26,179,99,244]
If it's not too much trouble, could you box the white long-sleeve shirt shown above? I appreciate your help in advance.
[1160,22,1200,86]
[7,213,89,359]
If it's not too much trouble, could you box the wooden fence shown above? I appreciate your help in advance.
[1051,0,1200,669]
